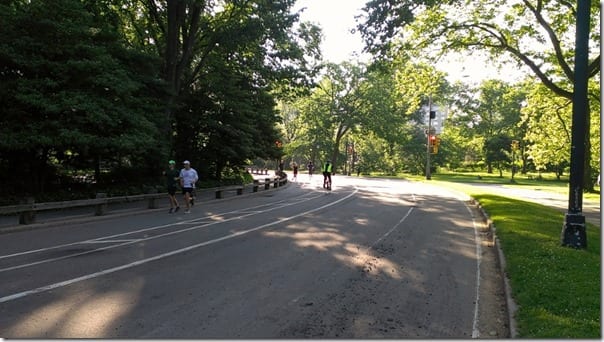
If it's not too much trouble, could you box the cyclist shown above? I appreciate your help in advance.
[322,160,332,190]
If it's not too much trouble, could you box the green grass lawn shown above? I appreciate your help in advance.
[364,170,601,338]
[399,170,600,202]
[471,193,600,338]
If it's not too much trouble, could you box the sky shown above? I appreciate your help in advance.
[292,0,369,64]
[291,0,525,83]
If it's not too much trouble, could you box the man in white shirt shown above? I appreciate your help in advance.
[179,160,198,213]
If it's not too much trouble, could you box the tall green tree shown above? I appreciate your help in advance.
[521,81,600,180]
[312,62,368,168]
[0,0,164,195]
[475,81,526,173]
[119,0,321,178]
[358,0,600,189]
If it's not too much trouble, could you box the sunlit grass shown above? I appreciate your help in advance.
[471,194,600,338]
[373,170,600,202]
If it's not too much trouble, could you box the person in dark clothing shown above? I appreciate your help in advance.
[164,160,180,213]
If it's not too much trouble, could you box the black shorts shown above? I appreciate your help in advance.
[168,186,177,196]
[182,187,194,195]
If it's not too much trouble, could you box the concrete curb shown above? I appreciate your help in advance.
[473,200,519,338]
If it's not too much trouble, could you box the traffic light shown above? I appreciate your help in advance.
[429,135,438,154]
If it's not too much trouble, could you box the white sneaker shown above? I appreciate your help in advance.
[185,209,191,214]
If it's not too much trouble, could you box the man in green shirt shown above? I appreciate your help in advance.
[164,160,180,213]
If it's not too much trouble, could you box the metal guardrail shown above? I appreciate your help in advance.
[0,176,287,226]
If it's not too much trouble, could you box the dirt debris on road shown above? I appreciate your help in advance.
[279,202,510,339]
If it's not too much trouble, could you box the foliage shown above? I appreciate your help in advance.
[484,134,512,177]
[0,0,166,197]
[0,0,322,202]
[357,0,601,189]
[520,80,601,180]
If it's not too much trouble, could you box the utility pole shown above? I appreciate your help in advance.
[561,0,590,248]
[426,95,433,180]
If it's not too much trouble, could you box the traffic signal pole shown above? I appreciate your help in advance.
[561,0,590,248]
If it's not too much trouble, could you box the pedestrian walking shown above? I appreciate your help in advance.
[179,160,198,214]
[292,162,298,181]
[164,160,180,213]
[307,161,314,180]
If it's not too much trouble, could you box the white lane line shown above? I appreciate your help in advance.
[0,193,323,261]
[370,207,414,249]
[0,240,137,273]
[0,189,357,304]
[0,193,326,273]
[80,239,142,244]
[429,186,482,337]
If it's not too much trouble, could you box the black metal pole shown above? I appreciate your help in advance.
[426,95,432,180]
[561,0,590,248]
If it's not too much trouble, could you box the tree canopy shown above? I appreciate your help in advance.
[0,0,321,200]
[0,0,600,203]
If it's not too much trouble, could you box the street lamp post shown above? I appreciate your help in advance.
[561,0,590,248]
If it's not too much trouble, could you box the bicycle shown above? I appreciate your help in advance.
[323,173,331,191]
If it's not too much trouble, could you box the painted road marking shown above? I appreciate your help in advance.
[0,189,357,303]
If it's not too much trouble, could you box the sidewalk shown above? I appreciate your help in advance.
[466,183,600,227]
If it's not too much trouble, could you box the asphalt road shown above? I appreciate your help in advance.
[0,175,501,338]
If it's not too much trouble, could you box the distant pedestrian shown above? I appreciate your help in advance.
[292,162,298,181]
[164,160,180,213]
[307,161,314,179]
[180,160,198,214]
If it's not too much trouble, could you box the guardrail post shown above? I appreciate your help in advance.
[216,190,223,199]
[95,193,107,216]
[237,187,243,195]
[19,197,36,225]
[253,180,259,192]
[265,178,271,190]
[147,188,159,209]
[274,178,279,188]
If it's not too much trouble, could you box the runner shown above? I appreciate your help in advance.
[179,160,198,214]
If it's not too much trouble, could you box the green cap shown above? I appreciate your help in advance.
[168,160,175,165]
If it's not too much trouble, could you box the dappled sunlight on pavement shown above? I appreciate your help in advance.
[6,278,144,337]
